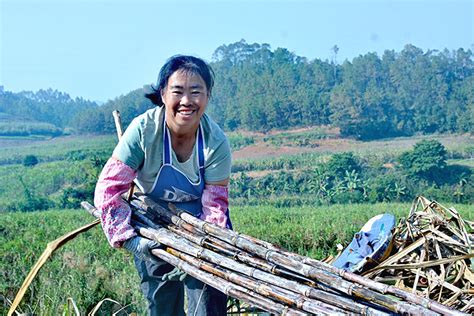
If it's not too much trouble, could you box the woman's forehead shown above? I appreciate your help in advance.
[167,70,206,86]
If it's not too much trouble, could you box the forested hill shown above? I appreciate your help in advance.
[207,41,473,139]
[1,40,473,140]
[0,89,98,137]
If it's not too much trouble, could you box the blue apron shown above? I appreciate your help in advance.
[135,118,230,316]
[148,118,205,217]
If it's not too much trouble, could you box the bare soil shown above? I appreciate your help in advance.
[232,133,473,160]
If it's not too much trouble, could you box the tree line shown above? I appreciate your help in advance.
[208,40,473,139]
[1,40,472,140]
[0,88,97,136]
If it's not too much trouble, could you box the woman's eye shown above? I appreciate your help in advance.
[192,91,201,95]
[172,91,182,95]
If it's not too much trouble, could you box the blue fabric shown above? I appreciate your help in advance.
[148,118,205,216]
[137,117,228,315]
[332,213,396,272]
[134,256,227,316]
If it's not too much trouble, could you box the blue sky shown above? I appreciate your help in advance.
[1,0,473,102]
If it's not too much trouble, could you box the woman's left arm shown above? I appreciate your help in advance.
[200,179,230,228]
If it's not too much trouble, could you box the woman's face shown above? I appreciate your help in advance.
[161,70,209,135]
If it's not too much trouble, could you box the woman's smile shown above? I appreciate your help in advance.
[161,70,209,135]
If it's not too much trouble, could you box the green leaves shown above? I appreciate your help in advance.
[398,140,448,182]
[23,155,39,167]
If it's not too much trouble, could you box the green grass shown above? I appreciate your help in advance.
[0,135,116,165]
[2,202,473,314]
[1,209,145,315]
[448,158,474,168]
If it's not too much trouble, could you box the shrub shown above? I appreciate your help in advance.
[398,140,447,183]
[326,152,360,179]
[23,155,39,167]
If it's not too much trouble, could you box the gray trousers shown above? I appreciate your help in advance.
[134,256,228,316]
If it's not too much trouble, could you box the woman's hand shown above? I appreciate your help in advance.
[123,236,161,262]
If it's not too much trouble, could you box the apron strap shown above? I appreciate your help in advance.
[197,124,205,179]
[163,115,205,178]
[163,115,172,165]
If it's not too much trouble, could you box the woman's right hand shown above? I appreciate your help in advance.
[123,236,161,262]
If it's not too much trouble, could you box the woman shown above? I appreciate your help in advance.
[94,55,231,315]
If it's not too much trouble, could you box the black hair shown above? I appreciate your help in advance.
[145,55,215,106]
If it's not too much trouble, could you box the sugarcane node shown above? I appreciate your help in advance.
[270,264,277,274]
[230,233,240,245]
[249,267,257,278]
[252,280,262,293]
[196,249,204,259]
[347,283,356,296]
[264,249,275,261]
[294,296,306,310]
[200,236,209,246]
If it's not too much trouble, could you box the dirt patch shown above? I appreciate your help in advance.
[233,143,308,160]
[232,138,356,160]
[232,134,473,160]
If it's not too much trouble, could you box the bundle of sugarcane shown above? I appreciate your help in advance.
[363,196,473,313]
[82,194,468,316]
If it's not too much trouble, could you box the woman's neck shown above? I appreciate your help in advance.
[169,128,196,162]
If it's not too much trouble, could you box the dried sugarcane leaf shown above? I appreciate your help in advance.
[413,247,427,293]
[367,253,474,271]
[464,265,474,284]
[363,237,428,277]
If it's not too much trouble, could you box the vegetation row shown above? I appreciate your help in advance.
[0,136,472,213]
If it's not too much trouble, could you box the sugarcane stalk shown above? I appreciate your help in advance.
[82,196,467,316]
[151,248,308,316]
[169,247,396,316]
[163,215,319,286]
[85,202,303,314]
[136,222,426,315]
[134,201,316,284]
[135,197,440,315]
[81,201,102,218]
[167,248,348,315]
[135,224,316,295]
[131,207,394,315]
[172,198,467,316]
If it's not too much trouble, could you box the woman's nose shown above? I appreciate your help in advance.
[180,93,191,105]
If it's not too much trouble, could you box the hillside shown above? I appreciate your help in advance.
[1,41,472,140]
[0,89,98,136]
[0,129,472,214]
[0,112,62,138]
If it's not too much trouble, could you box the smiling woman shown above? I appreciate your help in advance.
[93,55,232,315]
[161,71,209,160]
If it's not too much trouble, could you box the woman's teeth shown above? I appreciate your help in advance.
[178,109,195,115]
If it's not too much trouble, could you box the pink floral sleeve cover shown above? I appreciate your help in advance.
[95,158,229,246]
[200,184,229,228]
[94,157,137,248]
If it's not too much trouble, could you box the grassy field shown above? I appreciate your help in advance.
[1,202,473,315]
[0,132,472,166]
[0,130,472,314]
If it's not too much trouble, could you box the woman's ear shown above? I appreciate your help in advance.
[160,89,166,105]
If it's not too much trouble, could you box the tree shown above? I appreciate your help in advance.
[398,140,448,183]
[23,155,39,167]
[329,53,396,140]
[326,152,360,179]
